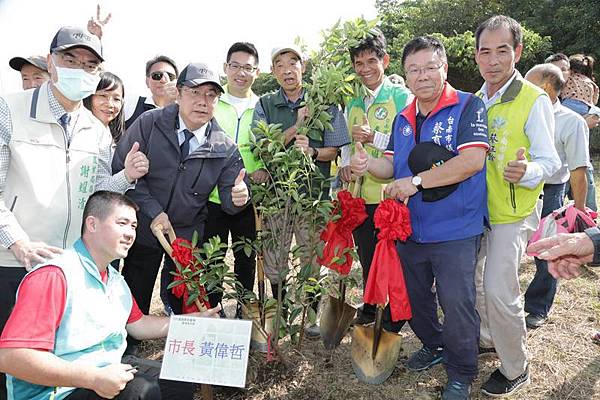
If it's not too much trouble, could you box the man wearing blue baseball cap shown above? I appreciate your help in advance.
[0,25,149,400]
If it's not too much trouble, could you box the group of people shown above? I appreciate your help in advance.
[0,8,597,400]
[348,14,598,400]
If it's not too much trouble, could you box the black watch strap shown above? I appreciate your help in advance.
[584,227,600,266]
[311,147,319,161]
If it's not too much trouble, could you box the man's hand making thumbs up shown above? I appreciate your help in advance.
[124,141,149,183]
[232,168,249,207]
[351,142,370,177]
[351,114,374,144]
[503,147,528,183]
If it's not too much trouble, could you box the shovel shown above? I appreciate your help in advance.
[254,208,266,328]
[350,304,402,384]
[349,189,408,385]
[320,279,357,349]
[319,177,363,349]
[152,224,214,400]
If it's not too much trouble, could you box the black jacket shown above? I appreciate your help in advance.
[112,103,248,247]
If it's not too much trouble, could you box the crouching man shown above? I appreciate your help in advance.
[0,191,219,400]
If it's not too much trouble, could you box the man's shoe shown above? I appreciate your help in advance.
[442,380,471,400]
[304,323,321,339]
[481,367,530,397]
[478,346,497,358]
[525,313,547,329]
[406,346,444,371]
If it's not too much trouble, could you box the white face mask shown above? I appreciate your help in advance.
[53,63,101,102]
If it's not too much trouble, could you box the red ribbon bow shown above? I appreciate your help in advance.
[170,238,211,313]
[318,189,368,275]
[363,198,412,321]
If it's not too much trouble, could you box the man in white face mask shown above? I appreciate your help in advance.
[0,26,149,399]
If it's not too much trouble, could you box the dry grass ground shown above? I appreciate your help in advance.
[140,159,600,399]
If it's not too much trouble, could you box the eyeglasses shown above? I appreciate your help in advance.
[406,63,444,77]
[150,71,177,81]
[54,52,100,74]
[226,62,257,74]
[182,86,219,102]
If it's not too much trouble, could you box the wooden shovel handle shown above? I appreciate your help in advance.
[151,224,207,313]
[352,176,362,198]
[151,223,177,256]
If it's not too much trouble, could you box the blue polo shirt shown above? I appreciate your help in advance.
[385,83,489,243]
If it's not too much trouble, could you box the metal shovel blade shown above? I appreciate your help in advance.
[320,294,357,349]
[350,313,402,384]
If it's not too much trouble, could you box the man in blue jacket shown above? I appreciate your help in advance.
[351,36,489,400]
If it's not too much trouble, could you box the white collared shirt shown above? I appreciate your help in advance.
[479,71,560,188]
[546,100,591,184]
[177,116,208,155]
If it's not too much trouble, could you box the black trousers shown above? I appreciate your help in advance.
[202,202,256,306]
[122,242,184,349]
[64,356,195,400]
[122,241,165,316]
[0,266,28,400]
[352,204,403,332]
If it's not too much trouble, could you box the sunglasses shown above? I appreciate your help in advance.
[150,71,177,81]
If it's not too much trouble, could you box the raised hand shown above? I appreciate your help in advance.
[351,142,369,177]
[87,4,112,39]
[232,169,249,207]
[352,114,372,144]
[503,147,527,183]
[124,142,149,183]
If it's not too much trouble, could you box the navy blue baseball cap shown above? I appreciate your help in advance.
[50,26,104,61]
[177,63,224,93]
[408,142,459,202]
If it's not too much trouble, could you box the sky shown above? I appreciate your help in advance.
[0,0,377,96]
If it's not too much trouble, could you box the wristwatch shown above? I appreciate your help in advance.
[584,227,600,266]
[411,175,423,191]
[311,147,319,161]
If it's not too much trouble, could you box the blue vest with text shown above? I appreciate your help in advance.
[392,88,488,243]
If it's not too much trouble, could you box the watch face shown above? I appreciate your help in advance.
[412,176,422,186]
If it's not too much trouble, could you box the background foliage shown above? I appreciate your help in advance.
[253,0,599,150]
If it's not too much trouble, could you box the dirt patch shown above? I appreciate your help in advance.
[141,255,600,400]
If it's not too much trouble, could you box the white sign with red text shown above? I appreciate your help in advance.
[160,315,252,387]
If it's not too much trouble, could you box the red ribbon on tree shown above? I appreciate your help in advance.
[170,238,211,314]
[363,198,412,321]
[318,189,368,275]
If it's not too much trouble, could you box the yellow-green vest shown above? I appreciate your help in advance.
[346,77,410,204]
[210,87,263,204]
[477,76,546,224]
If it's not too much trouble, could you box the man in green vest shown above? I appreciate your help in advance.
[252,44,350,338]
[473,15,561,397]
[207,42,266,317]
[339,29,411,328]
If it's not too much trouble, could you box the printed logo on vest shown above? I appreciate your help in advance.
[402,125,412,136]
[374,106,388,120]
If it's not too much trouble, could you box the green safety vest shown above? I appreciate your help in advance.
[210,86,263,204]
[477,75,546,224]
[346,77,410,204]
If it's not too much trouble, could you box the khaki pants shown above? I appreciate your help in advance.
[475,200,542,380]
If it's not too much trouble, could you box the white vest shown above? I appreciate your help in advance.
[1,83,112,267]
